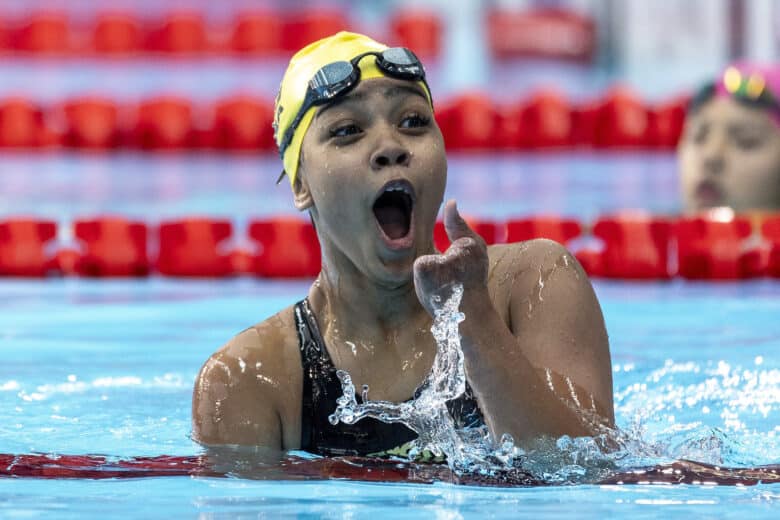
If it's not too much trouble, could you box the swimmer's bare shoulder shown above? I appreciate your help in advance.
[486,238,614,423]
[192,306,303,449]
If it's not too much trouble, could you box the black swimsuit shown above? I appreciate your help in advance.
[294,298,484,457]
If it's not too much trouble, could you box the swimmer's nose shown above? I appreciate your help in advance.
[703,156,725,176]
[370,146,410,170]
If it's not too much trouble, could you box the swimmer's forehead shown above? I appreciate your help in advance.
[314,78,430,120]
[692,97,777,128]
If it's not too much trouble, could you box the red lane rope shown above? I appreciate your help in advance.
[2,212,780,280]
[0,454,217,479]
[1,453,778,486]
[0,89,688,152]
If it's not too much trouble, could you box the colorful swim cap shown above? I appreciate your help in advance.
[273,31,431,186]
[714,62,780,126]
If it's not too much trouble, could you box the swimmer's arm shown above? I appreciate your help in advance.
[192,328,284,449]
[461,239,614,442]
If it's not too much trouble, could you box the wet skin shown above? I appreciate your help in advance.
[679,96,780,212]
[192,77,614,451]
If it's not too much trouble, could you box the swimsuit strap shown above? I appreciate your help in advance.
[294,298,323,451]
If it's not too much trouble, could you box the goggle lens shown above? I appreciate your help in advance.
[310,61,358,99]
[377,48,424,79]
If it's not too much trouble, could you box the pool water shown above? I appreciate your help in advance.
[1,155,780,517]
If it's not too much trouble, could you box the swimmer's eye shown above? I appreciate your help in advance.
[330,123,362,138]
[399,113,430,129]
[732,131,764,150]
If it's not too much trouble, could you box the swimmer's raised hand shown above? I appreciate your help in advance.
[413,200,490,316]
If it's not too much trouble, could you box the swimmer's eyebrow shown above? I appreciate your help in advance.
[315,91,365,119]
[315,85,428,120]
[382,85,428,103]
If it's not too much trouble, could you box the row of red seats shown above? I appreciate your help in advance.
[0,89,688,151]
[3,212,780,280]
[0,10,440,57]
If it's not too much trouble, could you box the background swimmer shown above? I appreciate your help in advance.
[192,32,614,456]
[679,63,780,212]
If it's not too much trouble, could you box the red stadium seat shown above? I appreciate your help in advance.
[72,217,149,277]
[157,219,234,277]
[248,218,321,278]
[434,219,503,252]
[588,215,673,279]
[130,97,196,150]
[91,14,142,54]
[505,217,582,245]
[15,13,70,54]
[437,94,500,151]
[0,219,58,276]
[649,96,689,149]
[0,98,51,148]
[146,13,208,54]
[761,214,780,278]
[208,95,275,151]
[230,12,282,55]
[390,10,441,58]
[519,91,574,149]
[282,10,347,53]
[60,97,122,149]
[676,212,764,280]
[594,88,652,148]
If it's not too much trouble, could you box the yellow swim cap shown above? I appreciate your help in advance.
[273,31,431,186]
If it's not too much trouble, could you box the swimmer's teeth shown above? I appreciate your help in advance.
[384,183,412,196]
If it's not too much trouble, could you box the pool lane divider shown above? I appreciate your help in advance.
[1,453,779,486]
[2,210,780,280]
[0,89,688,152]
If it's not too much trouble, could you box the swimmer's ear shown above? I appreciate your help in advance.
[292,173,314,211]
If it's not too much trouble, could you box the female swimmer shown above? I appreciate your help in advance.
[192,32,614,457]
[679,63,780,212]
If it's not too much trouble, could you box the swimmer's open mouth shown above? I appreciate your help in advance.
[695,180,724,207]
[373,180,415,246]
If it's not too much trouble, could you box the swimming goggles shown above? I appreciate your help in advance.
[278,47,431,159]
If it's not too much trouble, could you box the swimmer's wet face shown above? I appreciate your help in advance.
[679,94,780,212]
[294,76,446,284]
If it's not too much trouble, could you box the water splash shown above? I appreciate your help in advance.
[328,285,780,482]
[329,283,518,473]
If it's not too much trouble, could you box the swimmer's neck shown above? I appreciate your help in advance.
[309,262,427,333]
